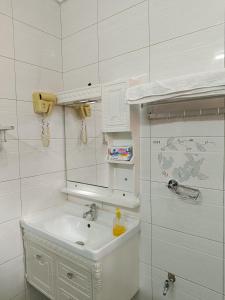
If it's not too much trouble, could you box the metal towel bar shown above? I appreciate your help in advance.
[167,179,200,200]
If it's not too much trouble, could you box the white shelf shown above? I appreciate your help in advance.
[106,157,134,165]
[62,182,140,209]
[56,84,101,105]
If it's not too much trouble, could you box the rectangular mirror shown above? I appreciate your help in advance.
[65,102,109,187]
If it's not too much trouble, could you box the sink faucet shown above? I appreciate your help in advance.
[83,203,98,221]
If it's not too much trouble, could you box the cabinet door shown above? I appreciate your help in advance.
[26,241,55,299]
[102,82,130,132]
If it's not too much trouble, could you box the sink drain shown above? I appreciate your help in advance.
[75,241,85,246]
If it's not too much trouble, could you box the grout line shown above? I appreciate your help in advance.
[0,52,62,74]
[61,0,147,40]
[149,22,225,47]
[10,0,23,223]
[0,255,23,268]
[63,46,149,74]
[62,22,98,40]
[152,223,224,244]
[97,0,147,24]
[13,18,61,40]
[0,216,20,226]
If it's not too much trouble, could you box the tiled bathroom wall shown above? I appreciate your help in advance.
[0,0,65,299]
[61,0,225,299]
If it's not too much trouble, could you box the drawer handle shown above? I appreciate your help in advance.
[36,254,42,260]
[67,272,74,280]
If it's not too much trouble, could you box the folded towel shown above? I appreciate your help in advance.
[126,70,225,104]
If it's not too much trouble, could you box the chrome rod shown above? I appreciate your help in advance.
[168,179,200,200]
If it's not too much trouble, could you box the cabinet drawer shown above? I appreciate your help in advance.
[56,278,92,300]
[26,242,55,299]
[57,258,92,296]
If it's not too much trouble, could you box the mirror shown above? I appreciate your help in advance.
[65,102,109,187]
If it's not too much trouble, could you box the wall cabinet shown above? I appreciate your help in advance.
[102,81,130,132]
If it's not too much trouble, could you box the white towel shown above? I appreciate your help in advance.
[126,70,225,104]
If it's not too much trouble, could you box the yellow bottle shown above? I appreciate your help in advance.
[113,208,126,237]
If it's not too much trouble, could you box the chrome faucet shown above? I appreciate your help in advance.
[163,273,176,296]
[83,203,98,221]
[163,280,170,296]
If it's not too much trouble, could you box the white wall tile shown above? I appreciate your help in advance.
[140,221,151,264]
[17,101,64,139]
[152,267,223,300]
[0,140,19,182]
[140,138,151,181]
[12,0,61,37]
[149,0,225,44]
[0,180,20,224]
[152,182,223,242]
[99,2,149,61]
[140,188,152,223]
[0,0,11,16]
[151,137,224,190]
[0,219,23,264]
[63,63,99,90]
[63,25,98,72]
[98,0,144,21]
[19,139,65,177]
[0,14,13,58]
[61,0,97,37]
[0,56,16,99]
[21,172,66,216]
[0,99,18,139]
[0,256,24,300]
[99,47,149,83]
[150,25,225,80]
[15,61,63,101]
[14,21,62,71]
[152,226,223,293]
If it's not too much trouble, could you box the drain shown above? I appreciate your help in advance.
[75,241,85,246]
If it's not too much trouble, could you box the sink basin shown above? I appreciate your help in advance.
[21,202,140,260]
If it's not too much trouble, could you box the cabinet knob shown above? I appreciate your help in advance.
[67,272,74,279]
[36,254,42,260]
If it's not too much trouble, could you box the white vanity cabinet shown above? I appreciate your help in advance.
[102,81,130,132]
[23,230,139,300]
[25,241,55,299]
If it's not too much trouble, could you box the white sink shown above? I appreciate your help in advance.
[21,202,140,260]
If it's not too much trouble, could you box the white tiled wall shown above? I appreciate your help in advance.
[0,0,65,299]
[61,1,225,300]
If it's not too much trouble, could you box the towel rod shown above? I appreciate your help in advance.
[148,107,225,120]
[168,179,200,200]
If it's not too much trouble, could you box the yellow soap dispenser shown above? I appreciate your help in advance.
[113,208,126,237]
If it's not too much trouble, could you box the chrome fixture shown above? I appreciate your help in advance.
[163,280,170,296]
[163,273,176,296]
[148,106,225,121]
[168,179,200,200]
[83,203,98,221]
